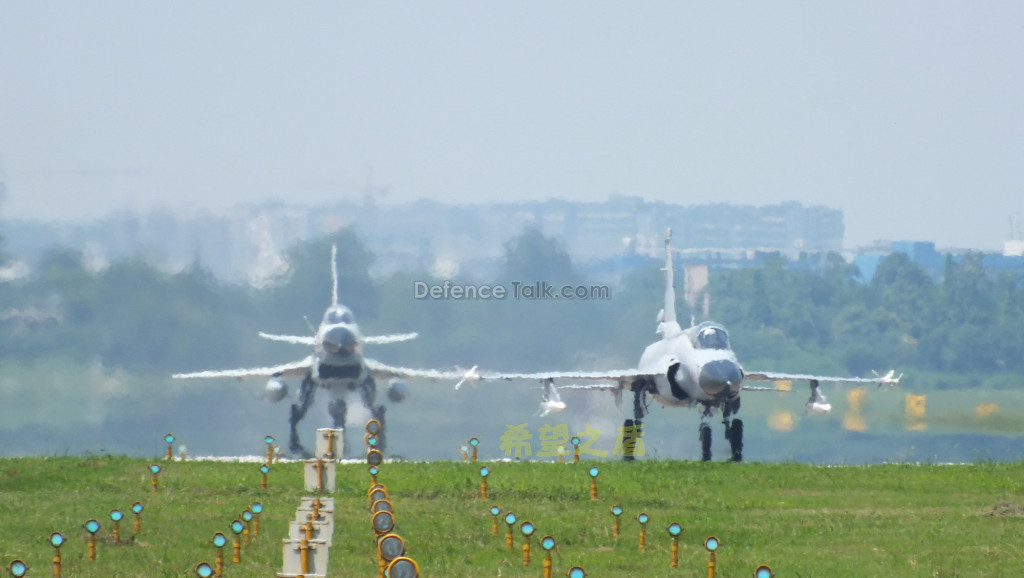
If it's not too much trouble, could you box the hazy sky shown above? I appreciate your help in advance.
[2,2,1022,250]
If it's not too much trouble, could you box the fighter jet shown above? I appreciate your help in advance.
[173,244,462,457]
[428,229,901,461]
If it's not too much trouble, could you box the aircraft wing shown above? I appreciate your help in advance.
[743,370,901,388]
[258,332,317,346]
[172,356,314,380]
[363,358,474,381]
[363,332,419,345]
[364,358,645,388]
[470,369,648,382]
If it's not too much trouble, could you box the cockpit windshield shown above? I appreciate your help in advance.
[324,307,355,325]
[692,323,730,350]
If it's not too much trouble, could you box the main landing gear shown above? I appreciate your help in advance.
[699,397,743,462]
[288,373,387,459]
[621,380,651,462]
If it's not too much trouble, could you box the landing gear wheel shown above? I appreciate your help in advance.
[288,374,317,458]
[729,419,744,462]
[699,423,712,462]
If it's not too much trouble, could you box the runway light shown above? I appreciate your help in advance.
[367,449,384,467]
[479,466,490,500]
[110,509,124,544]
[706,536,721,578]
[540,536,556,578]
[178,443,188,461]
[372,510,395,537]
[636,513,649,552]
[211,533,227,577]
[313,458,326,491]
[372,499,394,515]
[489,505,501,536]
[310,498,325,522]
[369,465,380,486]
[324,428,338,459]
[250,502,263,536]
[195,562,214,578]
[259,463,270,490]
[131,502,144,534]
[503,512,517,550]
[241,509,253,546]
[754,565,774,578]
[230,520,244,563]
[164,433,175,460]
[588,466,599,500]
[369,487,388,506]
[264,435,275,463]
[567,567,586,578]
[571,436,581,463]
[386,556,420,578]
[520,521,535,566]
[667,523,682,568]
[84,519,100,562]
[364,433,379,448]
[469,437,480,462]
[49,532,65,577]
[366,419,382,436]
[149,463,162,493]
[378,533,406,576]
[460,444,469,462]
[610,505,623,539]
[8,560,27,578]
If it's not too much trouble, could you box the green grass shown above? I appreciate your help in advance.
[2,457,1024,577]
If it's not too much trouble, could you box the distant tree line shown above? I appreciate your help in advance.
[1,228,1021,390]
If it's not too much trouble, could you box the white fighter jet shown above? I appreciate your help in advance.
[173,244,461,457]
[403,229,902,461]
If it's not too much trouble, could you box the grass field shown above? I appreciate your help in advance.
[2,456,1024,577]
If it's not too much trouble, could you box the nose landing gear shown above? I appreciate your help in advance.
[698,399,744,462]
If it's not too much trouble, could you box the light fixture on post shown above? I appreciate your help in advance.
[164,433,175,460]
[636,513,649,552]
[131,502,144,535]
[520,521,535,566]
[667,523,683,568]
[83,519,100,562]
[49,532,65,577]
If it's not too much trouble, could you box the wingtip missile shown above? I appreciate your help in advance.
[454,365,479,390]
[872,369,903,387]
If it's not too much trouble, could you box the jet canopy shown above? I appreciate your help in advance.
[324,306,355,325]
[691,322,731,350]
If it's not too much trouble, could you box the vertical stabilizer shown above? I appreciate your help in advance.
[658,229,683,338]
[331,244,339,308]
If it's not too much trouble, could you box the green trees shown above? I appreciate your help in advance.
[708,250,1024,382]
[0,226,1020,388]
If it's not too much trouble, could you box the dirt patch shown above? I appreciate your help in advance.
[981,501,1024,517]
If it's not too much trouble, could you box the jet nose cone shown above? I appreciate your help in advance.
[322,325,358,355]
[699,359,744,396]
